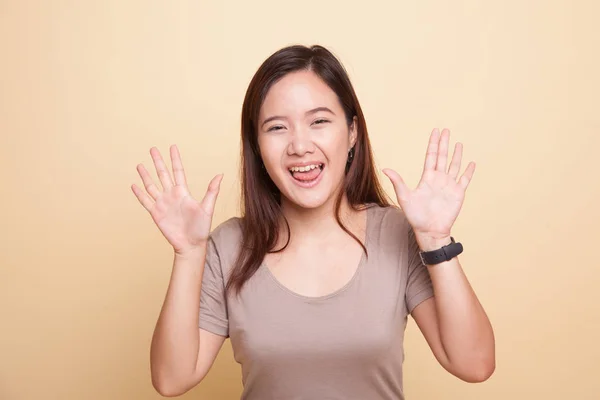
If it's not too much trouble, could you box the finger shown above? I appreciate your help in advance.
[382,168,410,204]
[131,183,154,212]
[150,147,174,191]
[448,142,463,180]
[436,128,450,172]
[458,162,476,191]
[200,174,224,215]
[137,163,161,200]
[424,128,441,171]
[170,145,188,187]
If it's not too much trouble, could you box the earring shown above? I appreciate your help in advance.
[347,146,355,164]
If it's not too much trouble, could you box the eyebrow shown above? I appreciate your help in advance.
[261,107,336,127]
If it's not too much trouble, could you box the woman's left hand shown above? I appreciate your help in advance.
[383,128,475,249]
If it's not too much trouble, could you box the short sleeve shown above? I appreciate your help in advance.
[198,237,229,337]
[405,226,434,314]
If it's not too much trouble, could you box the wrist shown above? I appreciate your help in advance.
[174,245,206,260]
[415,234,452,252]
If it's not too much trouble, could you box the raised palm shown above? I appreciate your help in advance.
[383,128,475,239]
[131,145,223,255]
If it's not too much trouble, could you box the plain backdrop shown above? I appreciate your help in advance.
[1,1,599,399]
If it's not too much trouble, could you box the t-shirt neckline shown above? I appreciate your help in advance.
[260,205,372,302]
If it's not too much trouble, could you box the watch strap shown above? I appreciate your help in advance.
[419,237,463,265]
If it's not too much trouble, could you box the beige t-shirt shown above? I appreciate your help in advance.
[199,204,434,400]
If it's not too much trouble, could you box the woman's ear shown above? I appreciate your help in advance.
[349,116,358,148]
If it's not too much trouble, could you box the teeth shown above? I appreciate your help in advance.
[289,164,322,172]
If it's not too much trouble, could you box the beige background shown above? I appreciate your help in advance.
[1,0,599,399]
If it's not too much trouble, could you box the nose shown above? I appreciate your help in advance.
[287,127,315,156]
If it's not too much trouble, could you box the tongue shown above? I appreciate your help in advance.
[293,168,321,181]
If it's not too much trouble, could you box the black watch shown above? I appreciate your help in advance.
[419,237,463,266]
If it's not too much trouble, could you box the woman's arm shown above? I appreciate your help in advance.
[383,128,495,382]
[411,237,495,383]
[150,249,227,396]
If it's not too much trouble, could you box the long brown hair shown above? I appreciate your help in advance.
[225,44,392,296]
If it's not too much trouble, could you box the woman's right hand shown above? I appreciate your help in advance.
[131,145,223,256]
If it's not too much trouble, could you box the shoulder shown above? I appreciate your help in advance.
[209,216,243,245]
[365,203,415,252]
[206,216,244,267]
[367,203,410,233]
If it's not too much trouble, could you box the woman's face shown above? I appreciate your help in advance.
[257,70,357,210]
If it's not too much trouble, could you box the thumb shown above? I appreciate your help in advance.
[201,173,224,215]
[382,168,410,203]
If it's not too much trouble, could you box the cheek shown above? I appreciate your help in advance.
[258,137,285,172]
[322,130,350,163]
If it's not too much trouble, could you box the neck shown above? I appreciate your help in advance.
[278,195,361,247]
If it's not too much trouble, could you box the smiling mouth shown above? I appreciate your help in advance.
[288,163,324,184]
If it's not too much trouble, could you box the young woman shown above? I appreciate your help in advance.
[132,45,495,399]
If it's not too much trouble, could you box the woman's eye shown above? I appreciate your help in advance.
[313,119,329,125]
[268,125,284,132]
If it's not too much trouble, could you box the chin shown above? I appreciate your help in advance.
[284,193,330,210]
[276,168,340,211]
